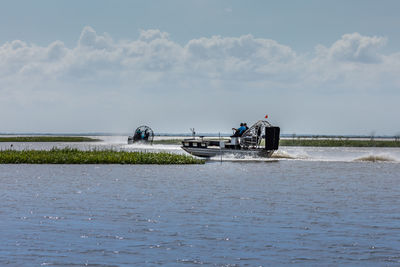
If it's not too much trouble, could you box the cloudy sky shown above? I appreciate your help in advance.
[1,0,399,135]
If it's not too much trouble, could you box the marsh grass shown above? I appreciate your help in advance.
[0,136,101,142]
[0,147,204,164]
[354,155,395,162]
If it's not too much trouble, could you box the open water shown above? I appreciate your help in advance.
[1,137,400,266]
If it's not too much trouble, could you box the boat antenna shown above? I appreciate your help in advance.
[190,128,196,138]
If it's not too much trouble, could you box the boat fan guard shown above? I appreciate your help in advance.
[240,120,273,148]
[128,125,154,144]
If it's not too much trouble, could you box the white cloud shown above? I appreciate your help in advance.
[0,28,399,134]
[78,26,113,49]
[139,29,169,42]
[47,40,68,61]
[184,34,297,80]
[317,32,387,63]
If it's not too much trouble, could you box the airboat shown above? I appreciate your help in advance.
[181,120,280,158]
[128,125,154,144]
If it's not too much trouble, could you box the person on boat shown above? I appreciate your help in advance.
[232,123,246,137]
[244,123,249,131]
[135,129,142,140]
[144,130,150,140]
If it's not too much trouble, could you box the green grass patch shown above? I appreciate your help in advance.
[0,136,101,142]
[279,139,400,147]
[0,147,205,164]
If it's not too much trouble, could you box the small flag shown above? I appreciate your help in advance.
[265,114,268,119]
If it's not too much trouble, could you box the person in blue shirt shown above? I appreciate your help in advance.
[134,129,142,141]
[232,123,247,137]
[238,124,247,135]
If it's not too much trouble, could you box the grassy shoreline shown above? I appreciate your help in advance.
[0,148,204,164]
[0,136,101,142]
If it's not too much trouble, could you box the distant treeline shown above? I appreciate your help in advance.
[0,136,101,142]
[0,148,204,164]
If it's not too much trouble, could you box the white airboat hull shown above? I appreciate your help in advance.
[181,146,275,158]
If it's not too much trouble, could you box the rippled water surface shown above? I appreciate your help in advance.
[1,137,400,266]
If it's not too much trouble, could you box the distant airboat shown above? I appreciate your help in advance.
[127,125,154,144]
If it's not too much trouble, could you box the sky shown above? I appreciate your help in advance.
[1,0,399,135]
